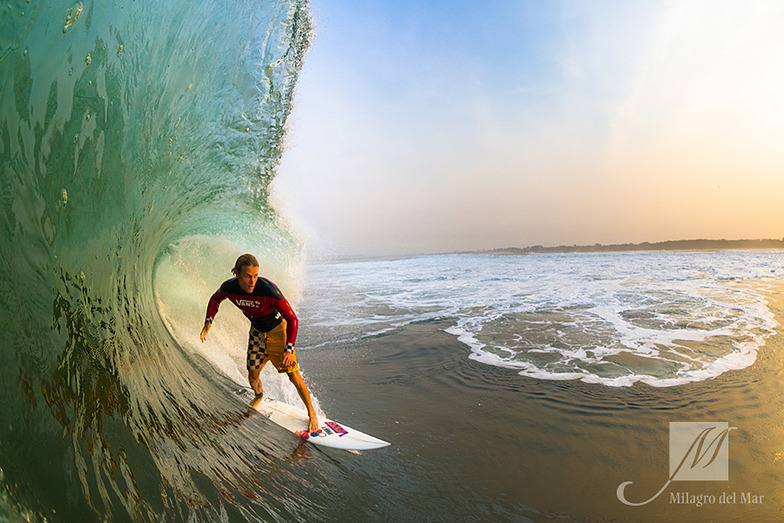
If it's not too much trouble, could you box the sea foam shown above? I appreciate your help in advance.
[300,251,782,387]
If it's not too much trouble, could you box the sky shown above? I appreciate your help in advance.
[274,0,784,257]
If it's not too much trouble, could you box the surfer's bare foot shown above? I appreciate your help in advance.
[308,415,319,433]
[249,390,263,406]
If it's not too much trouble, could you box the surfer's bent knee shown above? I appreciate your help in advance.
[288,370,308,388]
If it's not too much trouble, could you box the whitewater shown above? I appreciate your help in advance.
[298,252,781,387]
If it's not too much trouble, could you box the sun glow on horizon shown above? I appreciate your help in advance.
[277,0,784,256]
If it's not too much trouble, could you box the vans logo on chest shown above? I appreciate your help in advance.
[235,299,258,308]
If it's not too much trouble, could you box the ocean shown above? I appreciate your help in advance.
[3,0,784,521]
[292,252,784,521]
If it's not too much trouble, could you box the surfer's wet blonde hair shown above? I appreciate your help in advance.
[232,253,259,276]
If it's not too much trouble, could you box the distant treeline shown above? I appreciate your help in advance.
[472,238,784,255]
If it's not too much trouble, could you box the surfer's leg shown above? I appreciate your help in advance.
[248,368,263,396]
[247,327,267,397]
[263,323,317,430]
[288,370,319,433]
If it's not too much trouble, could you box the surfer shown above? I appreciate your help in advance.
[200,254,319,433]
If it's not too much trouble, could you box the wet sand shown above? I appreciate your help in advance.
[298,281,784,522]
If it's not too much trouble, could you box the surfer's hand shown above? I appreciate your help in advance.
[200,322,210,342]
[282,350,295,367]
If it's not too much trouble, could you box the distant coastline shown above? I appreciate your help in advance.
[465,238,784,255]
[310,238,784,264]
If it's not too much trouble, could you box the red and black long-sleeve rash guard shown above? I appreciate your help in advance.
[205,277,298,344]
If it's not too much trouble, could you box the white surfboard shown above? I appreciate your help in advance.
[236,389,390,451]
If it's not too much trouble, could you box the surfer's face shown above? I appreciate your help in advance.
[237,265,259,293]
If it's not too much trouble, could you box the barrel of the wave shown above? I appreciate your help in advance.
[0,0,319,521]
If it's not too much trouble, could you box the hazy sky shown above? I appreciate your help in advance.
[275,0,784,257]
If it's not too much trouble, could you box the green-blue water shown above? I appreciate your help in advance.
[1,1,316,520]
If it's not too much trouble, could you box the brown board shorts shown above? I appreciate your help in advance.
[246,319,299,373]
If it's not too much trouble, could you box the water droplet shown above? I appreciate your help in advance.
[60,189,68,206]
[85,53,91,66]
